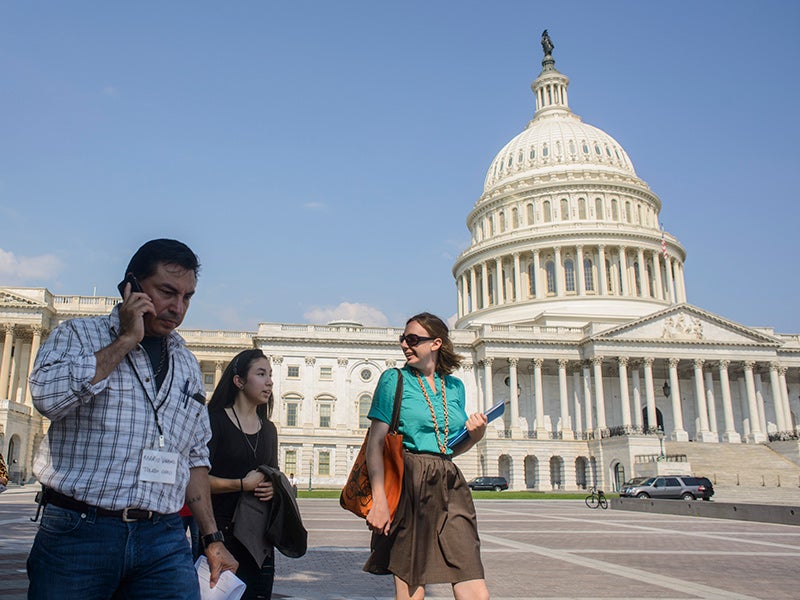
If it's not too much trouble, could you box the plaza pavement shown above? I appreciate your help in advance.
[2,486,799,599]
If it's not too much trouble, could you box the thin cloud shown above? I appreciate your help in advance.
[102,85,119,97]
[303,202,327,211]
[0,248,63,283]
[304,302,389,327]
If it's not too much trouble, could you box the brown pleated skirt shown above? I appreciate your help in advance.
[363,450,485,586]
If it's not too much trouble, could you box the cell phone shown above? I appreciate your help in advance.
[117,272,143,297]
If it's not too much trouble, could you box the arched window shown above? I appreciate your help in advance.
[564,259,575,292]
[584,258,595,291]
[488,273,495,304]
[646,264,655,297]
[543,143,549,158]
[543,201,552,223]
[499,211,506,233]
[526,203,534,224]
[512,207,519,229]
[487,215,494,237]
[605,259,614,293]
[545,261,556,294]
[595,198,604,220]
[529,147,536,160]
[560,198,569,221]
[637,204,643,224]
[625,201,632,223]
[578,198,587,220]
[634,261,642,296]
[611,199,619,221]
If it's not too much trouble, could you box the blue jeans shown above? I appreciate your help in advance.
[27,504,200,600]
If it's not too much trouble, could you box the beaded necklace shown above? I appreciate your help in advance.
[415,371,449,454]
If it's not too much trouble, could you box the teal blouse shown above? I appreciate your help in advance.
[367,365,468,455]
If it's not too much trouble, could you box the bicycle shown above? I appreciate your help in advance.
[585,486,608,509]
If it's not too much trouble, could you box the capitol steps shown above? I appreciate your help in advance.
[664,441,800,505]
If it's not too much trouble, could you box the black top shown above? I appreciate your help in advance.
[208,409,278,524]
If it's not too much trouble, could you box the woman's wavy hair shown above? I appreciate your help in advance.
[208,348,273,419]
[407,312,462,375]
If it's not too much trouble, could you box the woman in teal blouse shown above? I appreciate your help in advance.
[364,312,490,600]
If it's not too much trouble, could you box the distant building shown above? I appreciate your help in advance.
[2,44,798,490]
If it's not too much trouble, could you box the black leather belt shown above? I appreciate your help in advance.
[45,489,164,522]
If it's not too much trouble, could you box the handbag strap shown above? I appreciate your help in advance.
[388,368,403,434]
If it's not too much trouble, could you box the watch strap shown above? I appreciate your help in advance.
[202,530,225,546]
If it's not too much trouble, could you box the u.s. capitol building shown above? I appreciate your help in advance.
[2,39,799,492]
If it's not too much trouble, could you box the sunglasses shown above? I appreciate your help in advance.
[399,333,436,347]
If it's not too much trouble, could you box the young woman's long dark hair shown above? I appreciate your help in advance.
[208,348,273,419]
[407,312,463,375]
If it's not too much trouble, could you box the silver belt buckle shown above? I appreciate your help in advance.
[122,507,152,522]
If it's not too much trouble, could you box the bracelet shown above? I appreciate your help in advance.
[240,478,244,492]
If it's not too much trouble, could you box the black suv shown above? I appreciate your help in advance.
[467,476,509,491]
[620,475,714,500]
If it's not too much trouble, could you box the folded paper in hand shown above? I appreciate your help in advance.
[448,400,505,448]
[195,556,246,600]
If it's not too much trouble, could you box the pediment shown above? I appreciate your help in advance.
[0,290,46,308]
[589,304,779,347]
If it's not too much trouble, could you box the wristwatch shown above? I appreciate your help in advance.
[201,530,225,547]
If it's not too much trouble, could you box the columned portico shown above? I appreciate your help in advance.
[668,358,688,440]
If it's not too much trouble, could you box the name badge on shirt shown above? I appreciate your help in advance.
[139,449,179,484]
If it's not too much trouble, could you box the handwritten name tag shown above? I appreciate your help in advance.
[139,449,179,484]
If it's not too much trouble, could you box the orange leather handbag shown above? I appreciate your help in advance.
[340,369,404,519]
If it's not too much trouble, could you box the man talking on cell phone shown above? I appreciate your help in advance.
[26,238,238,599]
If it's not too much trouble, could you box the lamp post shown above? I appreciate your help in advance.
[657,428,666,461]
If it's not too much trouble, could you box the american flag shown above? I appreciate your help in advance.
[661,224,667,258]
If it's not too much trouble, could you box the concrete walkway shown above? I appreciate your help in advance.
[3,487,799,599]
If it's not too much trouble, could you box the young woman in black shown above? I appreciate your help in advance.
[207,349,278,599]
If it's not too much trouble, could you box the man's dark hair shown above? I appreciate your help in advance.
[124,239,200,281]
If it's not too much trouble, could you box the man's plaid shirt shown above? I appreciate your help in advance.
[30,305,211,514]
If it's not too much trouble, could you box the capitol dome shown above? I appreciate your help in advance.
[453,34,687,329]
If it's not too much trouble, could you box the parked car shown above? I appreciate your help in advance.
[619,476,714,500]
[620,477,649,490]
[467,476,509,491]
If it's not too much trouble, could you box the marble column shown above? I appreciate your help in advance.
[576,246,586,295]
[558,359,572,439]
[618,357,632,427]
[754,372,768,436]
[643,357,657,432]
[592,357,607,430]
[481,262,489,309]
[0,324,15,400]
[652,252,664,300]
[769,363,787,432]
[494,257,503,305]
[778,367,793,432]
[469,268,478,312]
[738,376,751,437]
[665,259,676,304]
[24,325,43,405]
[704,370,719,436]
[637,248,649,297]
[582,362,594,432]
[533,358,546,437]
[668,358,688,440]
[597,245,607,296]
[508,357,520,432]
[693,359,715,441]
[513,252,522,302]
[718,360,740,443]
[617,247,629,296]
[482,358,494,414]
[554,247,563,296]
[572,368,583,435]
[743,361,765,443]
[533,250,542,300]
[631,363,643,428]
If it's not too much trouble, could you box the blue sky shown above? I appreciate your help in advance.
[1,1,798,333]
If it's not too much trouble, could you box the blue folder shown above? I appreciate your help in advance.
[447,400,506,448]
